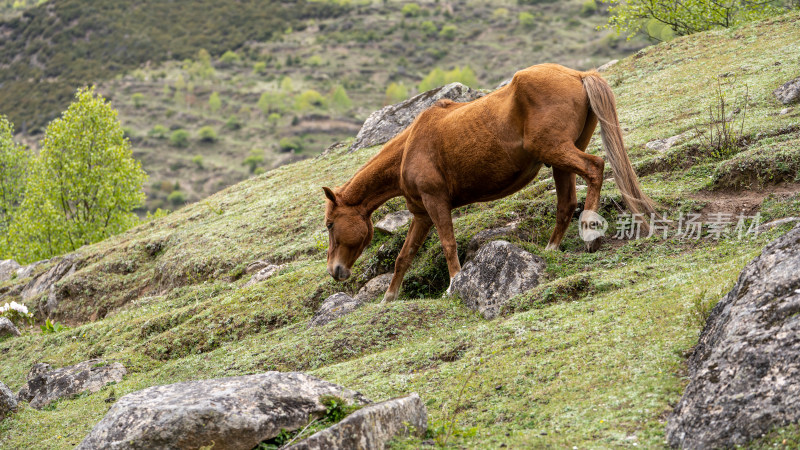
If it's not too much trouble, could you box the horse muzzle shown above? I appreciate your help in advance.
[328,264,351,281]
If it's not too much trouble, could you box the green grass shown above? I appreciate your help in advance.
[2,10,800,450]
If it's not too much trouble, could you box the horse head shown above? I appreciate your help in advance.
[322,186,373,281]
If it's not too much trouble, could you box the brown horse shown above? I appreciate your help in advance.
[323,63,653,302]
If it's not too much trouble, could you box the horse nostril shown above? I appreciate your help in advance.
[334,265,343,280]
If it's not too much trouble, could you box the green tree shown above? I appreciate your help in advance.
[280,76,294,92]
[385,82,409,104]
[208,92,222,113]
[0,116,29,257]
[294,90,326,111]
[10,87,147,263]
[330,85,352,110]
[600,0,793,39]
[418,67,446,92]
[258,91,287,114]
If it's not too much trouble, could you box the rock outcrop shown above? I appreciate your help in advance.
[374,210,413,234]
[0,259,21,283]
[310,293,363,327]
[0,317,21,338]
[77,372,369,450]
[354,273,393,302]
[0,381,17,421]
[349,82,484,152]
[451,240,546,319]
[774,77,800,105]
[21,254,77,302]
[288,393,427,450]
[666,223,800,449]
[18,359,126,409]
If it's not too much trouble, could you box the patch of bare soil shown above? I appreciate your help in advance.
[691,182,800,218]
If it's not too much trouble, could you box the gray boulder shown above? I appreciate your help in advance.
[14,259,49,280]
[774,77,800,105]
[18,359,126,409]
[374,210,413,234]
[645,131,692,153]
[21,255,77,301]
[77,372,369,450]
[666,223,800,449]
[464,221,519,263]
[0,317,21,338]
[597,59,619,72]
[349,82,484,152]
[0,381,17,421]
[0,259,21,283]
[354,273,393,302]
[310,293,363,327]
[451,240,546,319]
[244,264,282,287]
[288,393,427,450]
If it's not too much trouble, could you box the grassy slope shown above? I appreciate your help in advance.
[2,11,800,449]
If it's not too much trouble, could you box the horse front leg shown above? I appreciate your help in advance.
[420,194,461,296]
[382,214,433,303]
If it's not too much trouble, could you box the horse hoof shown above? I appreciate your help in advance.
[585,237,603,253]
[544,243,558,251]
[382,292,397,303]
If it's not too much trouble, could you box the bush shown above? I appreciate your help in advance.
[169,129,190,148]
[224,115,242,131]
[581,0,597,16]
[167,190,185,206]
[385,82,409,104]
[439,24,457,39]
[329,85,352,110]
[420,21,437,36]
[253,61,267,74]
[279,136,303,153]
[519,11,536,28]
[191,155,204,169]
[294,90,326,111]
[402,3,421,17]
[219,50,241,66]
[198,126,218,143]
[131,93,145,108]
[148,124,168,139]
[208,92,222,113]
[242,149,265,173]
[267,113,281,128]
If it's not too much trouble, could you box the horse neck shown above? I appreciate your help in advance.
[340,141,403,215]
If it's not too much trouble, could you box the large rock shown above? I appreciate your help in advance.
[666,223,800,449]
[451,240,546,319]
[310,293,363,327]
[77,372,369,450]
[374,210,413,234]
[0,381,17,421]
[18,359,126,409]
[20,254,77,301]
[0,259,21,283]
[774,77,800,105]
[354,273,393,302]
[349,82,484,152]
[288,393,427,450]
[0,317,21,338]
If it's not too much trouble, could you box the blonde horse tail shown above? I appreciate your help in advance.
[582,72,655,217]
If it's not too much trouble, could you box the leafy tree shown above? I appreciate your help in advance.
[280,76,294,92]
[330,85,352,110]
[10,87,147,263]
[192,49,215,79]
[170,129,190,147]
[600,0,794,39]
[418,67,446,92]
[294,90,326,111]
[385,82,409,104]
[419,66,478,91]
[258,91,287,114]
[0,116,29,257]
[208,92,222,113]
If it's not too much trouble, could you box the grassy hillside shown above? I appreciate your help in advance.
[1,10,800,449]
[3,0,649,211]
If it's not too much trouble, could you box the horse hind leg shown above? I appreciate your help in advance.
[545,168,577,251]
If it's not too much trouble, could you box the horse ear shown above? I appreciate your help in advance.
[322,187,337,205]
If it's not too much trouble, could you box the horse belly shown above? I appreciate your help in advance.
[449,147,543,206]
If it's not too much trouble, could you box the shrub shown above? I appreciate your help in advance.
[242,149,265,173]
[167,190,185,206]
[329,85,352,110]
[294,90,326,111]
[148,124,168,139]
[279,136,303,153]
[307,55,323,66]
[191,155,204,169]
[402,3,421,17]
[492,8,509,19]
[519,11,536,28]
[224,115,242,131]
[280,76,294,92]
[439,24,457,39]
[420,20,437,36]
[169,129,190,147]
[267,113,281,128]
[385,82,409,104]
[208,92,222,113]
[198,126,218,143]
[219,50,241,66]
[253,61,267,74]
[131,93,145,108]
[581,0,598,16]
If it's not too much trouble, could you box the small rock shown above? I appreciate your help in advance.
[246,260,272,274]
[0,381,17,421]
[17,359,126,409]
[666,223,800,448]
[0,317,21,338]
[774,77,800,105]
[77,371,369,450]
[354,273,393,302]
[310,293,363,327]
[451,241,546,319]
[597,59,619,72]
[350,82,484,152]
[465,222,519,263]
[645,131,692,153]
[755,217,800,233]
[494,78,512,89]
[287,393,427,450]
[244,264,282,287]
[779,107,792,115]
[21,255,77,301]
[375,210,413,234]
[0,259,21,283]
